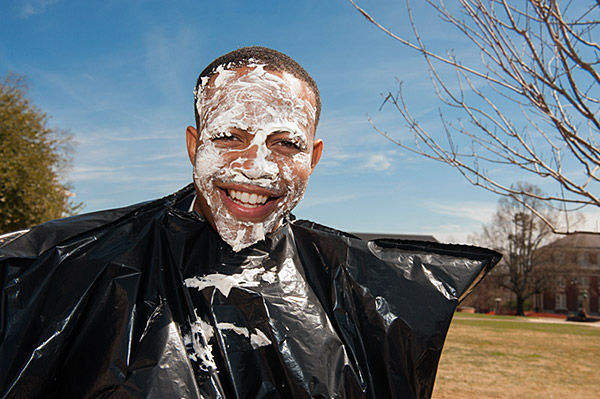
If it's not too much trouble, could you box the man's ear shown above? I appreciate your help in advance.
[310,139,323,174]
[186,126,198,164]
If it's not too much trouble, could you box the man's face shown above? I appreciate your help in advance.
[186,65,323,251]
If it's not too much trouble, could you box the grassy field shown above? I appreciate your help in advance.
[432,314,600,399]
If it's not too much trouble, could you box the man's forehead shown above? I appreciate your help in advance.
[202,65,316,103]
[197,65,318,138]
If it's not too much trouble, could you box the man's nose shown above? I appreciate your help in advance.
[239,144,259,169]
[232,144,278,180]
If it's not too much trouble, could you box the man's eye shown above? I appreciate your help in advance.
[278,140,301,149]
[273,139,305,151]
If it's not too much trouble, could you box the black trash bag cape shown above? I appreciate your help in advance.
[0,185,500,399]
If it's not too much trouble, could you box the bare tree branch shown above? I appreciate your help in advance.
[350,0,600,234]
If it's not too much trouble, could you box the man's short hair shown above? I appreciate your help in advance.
[194,46,321,130]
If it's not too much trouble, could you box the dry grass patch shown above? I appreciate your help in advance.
[432,316,600,399]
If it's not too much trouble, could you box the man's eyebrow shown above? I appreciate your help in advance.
[267,130,306,138]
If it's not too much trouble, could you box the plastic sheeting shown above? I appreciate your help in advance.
[0,184,500,398]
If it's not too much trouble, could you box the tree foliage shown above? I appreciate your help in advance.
[473,182,562,315]
[0,73,80,234]
[350,0,600,233]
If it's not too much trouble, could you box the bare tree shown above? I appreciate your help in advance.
[349,0,600,233]
[473,182,561,315]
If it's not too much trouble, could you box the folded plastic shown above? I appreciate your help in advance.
[0,185,500,398]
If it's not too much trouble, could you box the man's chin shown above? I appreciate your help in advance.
[213,214,283,252]
[205,195,282,252]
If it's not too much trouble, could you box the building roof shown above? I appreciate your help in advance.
[547,232,600,249]
[350,232,438,242]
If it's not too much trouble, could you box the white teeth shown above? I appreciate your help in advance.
[227,189,269,207]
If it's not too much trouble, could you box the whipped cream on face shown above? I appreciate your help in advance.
[193,63,316,251]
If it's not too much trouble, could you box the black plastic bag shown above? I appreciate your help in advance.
[0,185,500,398]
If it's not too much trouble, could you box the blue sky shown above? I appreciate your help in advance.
[1,0,558,243]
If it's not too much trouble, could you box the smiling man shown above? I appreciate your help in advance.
[0,47,499,399]
[185,48,323,251]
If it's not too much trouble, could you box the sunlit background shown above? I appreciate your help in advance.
[4,0,598,242]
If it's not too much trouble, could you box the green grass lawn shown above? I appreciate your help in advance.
[432,314,600,399]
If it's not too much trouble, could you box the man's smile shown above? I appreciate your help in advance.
[227,189,269,207]
[215,182,283,221]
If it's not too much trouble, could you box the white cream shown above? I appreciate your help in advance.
[184,265,276,351]
[250,328,272,349]
[217,322,250,337]
[184,267,266,297]
[186,310,217,371]
[261,270,277,284]
[216,322,272,349]
[185,316,272,368]
[193,62,316,251]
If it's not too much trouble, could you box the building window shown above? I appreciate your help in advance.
[557,276,566,288]
[556,293,567,310]
[579,276,590,289]
[578,253,585,266]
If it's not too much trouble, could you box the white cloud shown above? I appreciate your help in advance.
[142,26,196,101]
[574,208,600,233]
[364,153,393,171]
[324,152,355,161]
[20,5,36,17]
[318,147,399,174]
[73,127,175,145]
[424,200,497,224]
[70,166,127,182]
[146,151,188,162]
[295,193,360,211]
[18,0,60,18]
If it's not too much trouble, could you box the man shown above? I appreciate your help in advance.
[0,47,499,398]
